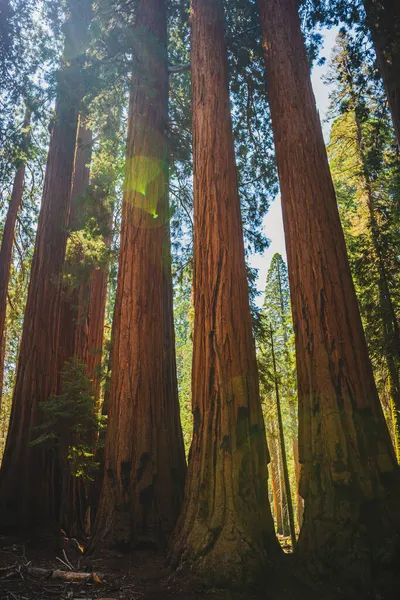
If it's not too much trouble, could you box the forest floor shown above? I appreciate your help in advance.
[0,534,397,600]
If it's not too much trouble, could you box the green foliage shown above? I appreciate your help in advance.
[257,254,299,532]
[173,263,193,457]
[31,358,106,479]
[327,31,400,441]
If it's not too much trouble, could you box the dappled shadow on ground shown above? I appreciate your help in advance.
[0,535,397,600]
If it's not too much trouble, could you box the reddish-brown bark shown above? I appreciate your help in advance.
[58,122,93,539]
[363,0,400,146]
[59,120,109,396]
[91,0,186,550]
[168,0,280,587]
[268,433,285,535]
[0,7,90,530]
[0,112,30,409]
[58,123,93,385]
[258,0,400,574]
[86,265,108,397]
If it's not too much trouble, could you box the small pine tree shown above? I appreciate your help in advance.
[31,357,106,480]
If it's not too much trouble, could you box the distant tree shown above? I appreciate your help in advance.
[258,253,302,536]
[327,31,400,459]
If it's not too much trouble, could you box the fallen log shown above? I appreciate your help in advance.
[26,566,103,583]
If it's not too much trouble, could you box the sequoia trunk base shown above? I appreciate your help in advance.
[167,0,281,588]
[91,0,186,551]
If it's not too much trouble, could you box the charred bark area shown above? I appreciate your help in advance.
[258,0,400,576]
[363,0,400,147]
[167,0,280,588]
[0,7,90,529]
[91,0,186,550]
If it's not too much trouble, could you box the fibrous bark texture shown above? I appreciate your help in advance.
[168,0,280,588]
[0,3,90,530]
[363,0,400,146]
[92,0,186,550]
[258,0,400,575]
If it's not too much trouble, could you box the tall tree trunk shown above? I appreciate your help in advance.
[268,433,284,534]
[277,254,301,530]
[270,327,296,548]
[363,0,400,146]
[58,122,93,387]
[91,0,186,550]
[86,265,108,397]
[0,3,91,532]
[0,110,30,410]
[90,304,115,529]
[58,121,93,539]
[258,0,400,575]
[168,0,281,587]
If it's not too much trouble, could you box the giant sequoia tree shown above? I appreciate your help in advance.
[92,0,186,549]
[257,0,400,575]
[0,0,92,530]
[168,0,280,587]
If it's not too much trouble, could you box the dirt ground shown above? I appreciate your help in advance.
[0,535,397,600]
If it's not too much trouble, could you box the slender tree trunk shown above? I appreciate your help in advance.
[0,111,30,410]
[91,0,186,550]
[168,0,281,587]
[258,0,400,575]
[363,0,400,146]
[270,327,296,549]
[58,121,93,539]
[0,3,91,531]
[58,122,93,386]
[275,437,288,536]
[86,265,108,397]
[89,313,113,529]
[268,434,284,534]
[277,254,301,529]
[270,427,289,536]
